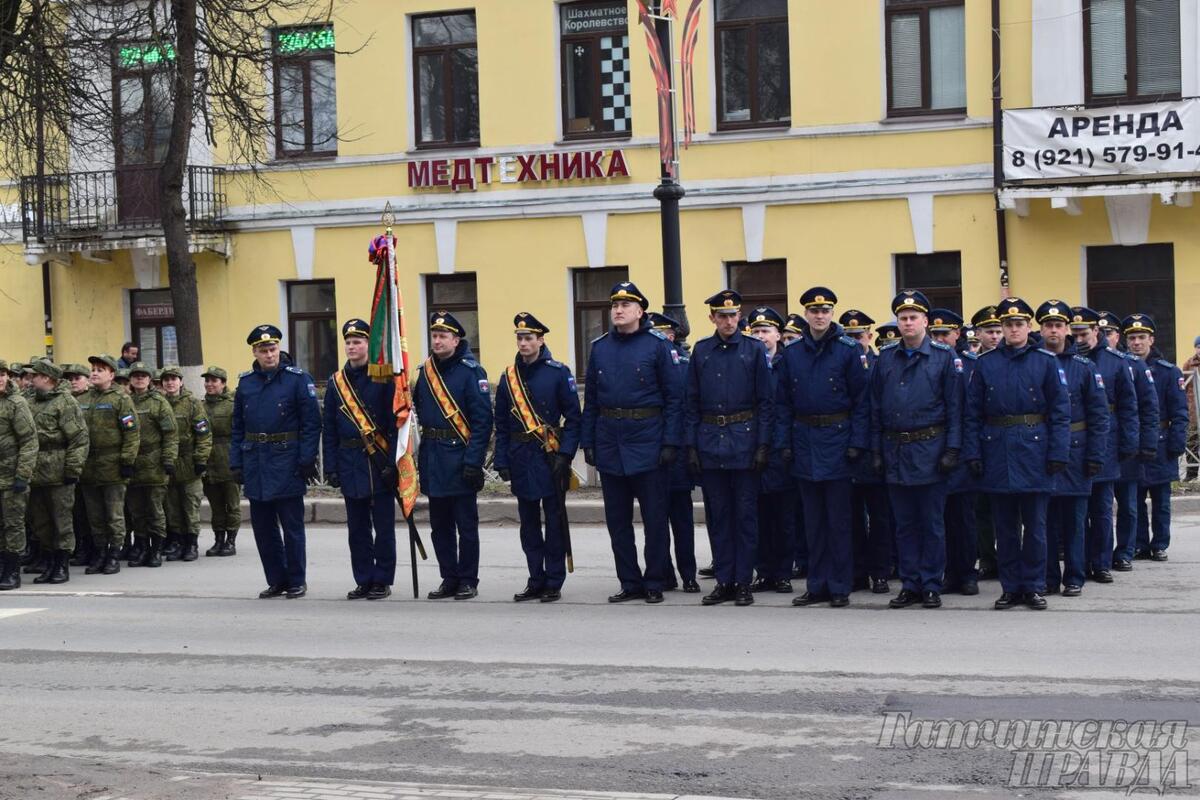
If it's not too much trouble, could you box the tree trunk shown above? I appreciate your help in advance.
[160,0,203,391]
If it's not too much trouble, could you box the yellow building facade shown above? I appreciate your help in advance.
[2,0,1198,380]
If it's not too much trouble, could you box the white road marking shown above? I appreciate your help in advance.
[0,608,46,620]
[10,590,122,596]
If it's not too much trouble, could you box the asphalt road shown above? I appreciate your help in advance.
[1,513,1198,800]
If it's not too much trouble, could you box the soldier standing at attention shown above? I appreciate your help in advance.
[78,354,139,576]
[781,313,808,583]
[62,364,95,569]
[963,298,1070,610]
[493,313,581,603]
[123,362,178,569]
[414,312,493,600]
[775,287,870,609]
[0,360,38,591]
[323,319,399,601]
[202,366,240,557]
[231,325,322,600]
[1113,324,1160,576]
[161,366,212,562]
[969,305,1004,581]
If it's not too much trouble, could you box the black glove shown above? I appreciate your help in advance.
[299,463,320,484]
[119,464,134,479]
[193,462,207,477]
[163,462,176,477]
[497,467,512,482]
[871,453,884,476]
[845,447,863,464]
[659,445,677,467]
[11,479,28,493]
[968,460,984,479]
[583,448,596,466]
[1119,451,1135,463]
[1047,460,1067,475]
[686,447,702,478]
[780,448,793,464]
[752,444,770,472]
[550,452,572,482]
[63,475,78,486]
[379,465,397,486]
[462,464,485,492]
[325,472,340,489]
[1085,461,1103,477]
[231,468,244,485]
[1137,450,1157,463]
[937,448,960,475]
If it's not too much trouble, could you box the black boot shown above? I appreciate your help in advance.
[126,537,146,567]
[23,550,48,575]
[69,538,93,567]
[47,550,70,584]
[180,534,199,562]
[102,545,121,575]
[19,538,37,567]
[118,532,131,561]
[219,531,237,556]
[0,552,20,590]
[205,532,226,557]
[33,551,59,583]
[163,533,182,561]
[144,537,163,568]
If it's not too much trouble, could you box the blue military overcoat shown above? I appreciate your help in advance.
[1120,352,1161,483]
[1142,352,1188,486]
[322,361,399,500]
[1050,351,1110,497]
[230,362,322,501]
[1084,344,1139,482]
[413,341,494,497]
[761,350,796,493]
[685,331,773,471]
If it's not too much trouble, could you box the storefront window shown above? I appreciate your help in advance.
[287,280,338,381]
[560,1,631,139]
[1088,243,1176,360]
[895,252,962,316]
[130,288,177,368]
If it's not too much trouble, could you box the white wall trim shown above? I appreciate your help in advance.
[1078,244,1088,303]
[741,202,766,263]
[1183,0,1200,97]
[290,225,315,279]
[580,211,608,268]
[906,193,935,254]
[434,219,457,274]
[1031,0,1084,107]
[277,281,289,353]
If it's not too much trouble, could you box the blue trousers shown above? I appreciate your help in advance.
[517,495,566,590]
[945,491,979,588]
[700,469,759,586]
[1135,482,1172,554]
[1086,481,1115,572]
[250,496,306,589]
[664,489,697,583]
[888,482,948,594]
[990,493,1048,595]
[1113,479,1140,565]
[851,483,893,583]
[1046,495,1087,589]
[428,494,480,589]
[599,467,669,593]
[345,492,396,587]
[756,489,796,582]
[793,491,808,572]
[798,479,853,596]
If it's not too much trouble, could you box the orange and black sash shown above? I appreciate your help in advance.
[503,364,560,453]
[332,370,390,457]
[422,356,471,442]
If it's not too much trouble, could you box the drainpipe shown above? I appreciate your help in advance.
[992,0,1010,298]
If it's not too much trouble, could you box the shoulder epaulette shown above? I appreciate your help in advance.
[590,332,608,345]
[1072,354,1092,365]
[961,350,979,360]
[285,365,304,375]
[545,359,563,369]
[930,340,952,352]
[648,328,667,341]
[462,358,479,369]
[238,370,252,378]
[838,335,858,348]
[1157,358,1174,368]
[979,347,999,357]
[1037,348,1057,357]
[1120,350,1138,360]
[879,341,900,350]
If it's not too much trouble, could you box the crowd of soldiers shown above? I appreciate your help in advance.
[1,279,1188,610]
[0,352,240,590]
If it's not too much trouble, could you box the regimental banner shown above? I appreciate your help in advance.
[406,148,630,192]
[1003,99,1200,183]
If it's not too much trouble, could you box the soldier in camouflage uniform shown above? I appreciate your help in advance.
[78,354,140,575]
[9,363,41,569]
[202,366,240,556]
[0,360,39,590]
[115,368,131,393]
[27,360,89,584]
[125,362,178,568]
[62,364,96,567]
[162,366,213,562]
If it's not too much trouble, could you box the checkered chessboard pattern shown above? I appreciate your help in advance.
[599,35,630,133]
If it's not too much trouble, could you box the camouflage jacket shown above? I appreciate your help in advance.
[31,382,89,486]
[203,389,236,482]
[130,388,179,486]
[79,385,140,485]
[167,389,212,483]
[0,382,38,489]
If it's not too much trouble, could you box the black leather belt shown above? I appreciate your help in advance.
[339,438,363,449]
[702,410,754,426]
[421,427,463,441]
[795,411,849,426]
[987,414,1045,427]
[244,431,298,443]
[884,424,945,444]
[1070,421,1088,432]
[513,428,559,443]
[600,407,661,420]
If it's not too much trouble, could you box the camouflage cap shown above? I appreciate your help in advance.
[200,365,228,381]
[0,359,7,373]
[29,359,63,380]
[88,353,120,372]
[159,365,184,379]
[6,362,25,376]
[62,363,91,378]
[115,368,131,381]
[127,361,154,377]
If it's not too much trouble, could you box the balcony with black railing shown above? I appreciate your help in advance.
[19,164,228,252]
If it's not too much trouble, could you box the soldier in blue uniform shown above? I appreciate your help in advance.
[493,312,581,602]
[780,313,807,581]
[1070,306,1139,580]
[581,281,683,604]
[414,311,493,600]
[875,323,901,349]
[648,312,700,593]
[775,287,869,608]
[1113,322,1160,575]
[963,298,1070,610]
[684,293,772,607]
[969,305,1004,581]
[1124,314,1187,562]
[1099,312,1123,350]
[231,324,322,599]
[870,291,963,609]
[322,319,398,601]
[841,309,892,594]
[928,308,980,595]
[1037,302,1109,597]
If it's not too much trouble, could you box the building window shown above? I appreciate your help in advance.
[560,1,631,140]
[573,266,628,377]
[287,280,338,381]
[727,259,788,317]
[1085,0,1180,104]
[273,25,338,158]
[715,0,790,130]
[427,274,481,361]
[130,288,177,368]
[113,41,173,223]
[1088,243,1176,360]
[413,11,480,148]
[886,0,966,117]
[894,252,962,316]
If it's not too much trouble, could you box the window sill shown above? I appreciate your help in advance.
[557,132,633,146]
[271,151,338,164]
[880,112,967,125]
[409,141,482,156]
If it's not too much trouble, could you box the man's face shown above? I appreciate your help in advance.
[123,346,138,361]
[1002,318,1030,348]
[69,375,90,393]
[967,340,981,353]
[162,376,183,396]
[805,306,833,335]
[710,311,741,338]
[344,335,368,364]
[31,373,54,392]
[1073,325,1099,350]
[90,364,114,390]
[610,300,642,328]
[661,328,676,342]
[430,330,459,358]
[897,310,927,342]
[0,372,8,392]
[752,324,781,351]
[131,374,151,392]
[848,331,872,350]
[979,325,1004,351]
[781,331,800,346]
[17,374,31,389]
[932,328,960,347]
[204,377,224,396]
[515,332,541,358]
[1104,328,1121,348]
[254,342,280,370]
[1127,332,1153,357]
[1040,320,1068,351]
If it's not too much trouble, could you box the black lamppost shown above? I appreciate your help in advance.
[651,3,688,346]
